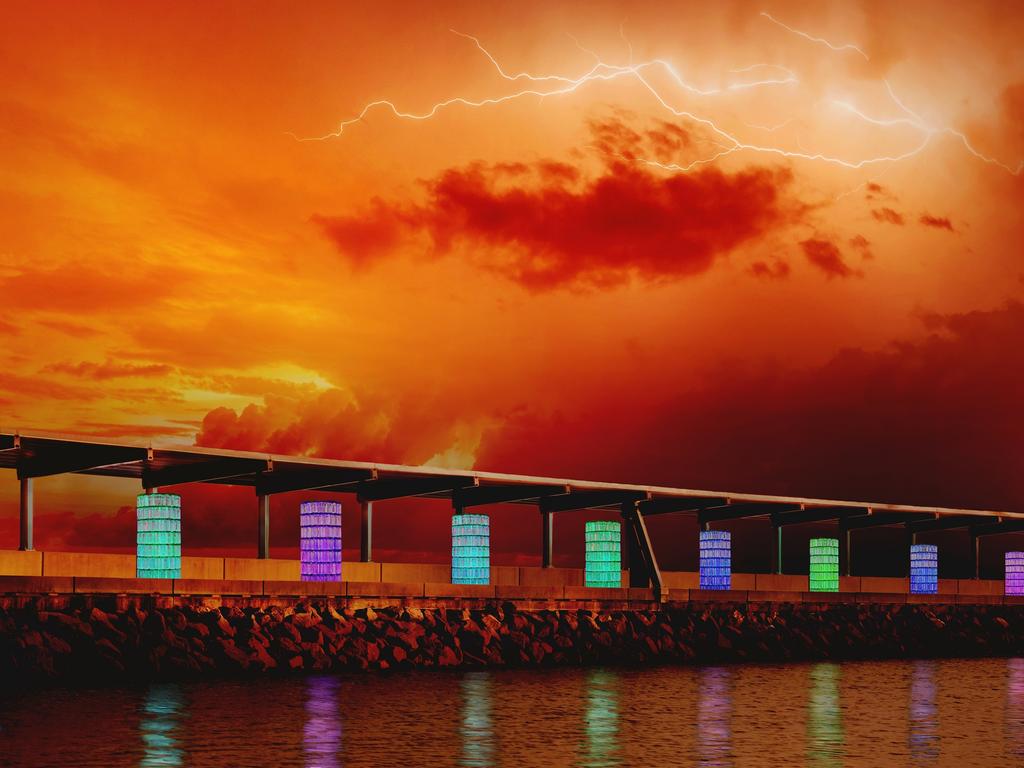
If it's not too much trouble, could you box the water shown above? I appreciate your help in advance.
[1,658,1021,767]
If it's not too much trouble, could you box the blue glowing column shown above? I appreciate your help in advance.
[300,501,342,582]
[452,513,490,585]
[909,544,938,594]
[699,530,732,590]
[585,521,621,588]
[136,493,181,578]
[1006,552,1024,596]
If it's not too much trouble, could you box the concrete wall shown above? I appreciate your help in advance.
[0,550,1008,597]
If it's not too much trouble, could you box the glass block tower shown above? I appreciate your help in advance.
[585,520,621,588]
[452,513,490,585]
[809,537,840,592]
[1006,552,1024,596]
[909,544,938,595]
[699,530,732,590]
[300,501,342,582]
[136,492,181,578]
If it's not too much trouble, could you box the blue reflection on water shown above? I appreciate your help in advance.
[697,666,732,768]
[140,684,184,768]
[305,676,342,768]
[1006,658,1024,759]
[460,672,493,767]
[908,660,939,762]
[807,663,843,767]
[582,669,621,768]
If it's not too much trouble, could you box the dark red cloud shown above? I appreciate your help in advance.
[919,214,955,231]
[749,258,790,280]
[800,238,858,278]
[314,118,800,290]
[849,234,873,259]
[872,207,905,225]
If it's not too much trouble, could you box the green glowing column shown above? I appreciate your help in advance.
[809,537,839,592]
[137,492,181,578]
[585,521,621,588]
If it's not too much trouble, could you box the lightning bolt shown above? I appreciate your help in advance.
[293,15,1022,178]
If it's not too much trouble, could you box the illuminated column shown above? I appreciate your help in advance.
[1006,552,1024,596]
[452,512,490,585]
[585,520,621,588]
[136,493,181,578]
[300,501,342,582]
[909,544,938,594]
[809,537,839,592]
[699,530,732,590]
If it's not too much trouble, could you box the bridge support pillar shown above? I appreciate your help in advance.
[257,494,270,559]
[840,526,852,577]
[360,500,373,562]
[620,501,663,598]
[773,524,783,574]
[19,478,33,551]
[971,532,980,579]
[541,510,553,568]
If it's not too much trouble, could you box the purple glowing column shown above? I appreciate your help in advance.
[1006,551,1024,596]
[300,501,342,582]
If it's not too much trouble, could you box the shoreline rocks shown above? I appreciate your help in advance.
[2,601,1023,686]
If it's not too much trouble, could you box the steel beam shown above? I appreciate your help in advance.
[143,458,269,489]
[453,483,568,508]
[970,519,1024,537]
[699,502,800,528]
[635,496,726,516]
[360,500,373,562]
[254,467,374,496]
[540,490,647,514]
[18,445,148,480]
[770,506,869,527]
[620,501,663,595]
[355,475,477,502]
[840,512,930,531]
[19,477,33,551]
[257,494,270,559]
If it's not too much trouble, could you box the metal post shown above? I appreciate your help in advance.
[973,533,980,579]
[360,499,373,562]
[257,494,270,559]
[774,525,783,574]
[842,527,852,577]
[19,477,33,551]
[541,510,553,568]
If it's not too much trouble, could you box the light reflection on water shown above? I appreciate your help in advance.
[697,666,732,768]
[140,684,184,768]
[0,658,1020,767]
[909,660,939,763]
[581,669,620,768]
[807,663,843,767]
[305,676,342,768]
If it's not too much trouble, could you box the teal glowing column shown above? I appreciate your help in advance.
[585,521,621,588]
[137,493,181,578]
[452,513,490,585]
[809,537,839,592]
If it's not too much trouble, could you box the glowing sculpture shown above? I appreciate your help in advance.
[909,544,938,595]
[809,537,840,592]
[1006,551,1024,596]
[452,513,490,585]
[585,521,621,588]
[136,492,181,578]
[699,530,732,590]
[300,501,342,582]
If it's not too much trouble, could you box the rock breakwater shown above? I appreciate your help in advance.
[3,601,1023,685]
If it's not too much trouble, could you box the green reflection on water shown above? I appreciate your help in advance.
[461,672,493,767]
[582,669,621,767]
[140,684,184,768]
[807,663,843,767]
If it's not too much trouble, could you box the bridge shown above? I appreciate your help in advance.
[1,428,1022,605]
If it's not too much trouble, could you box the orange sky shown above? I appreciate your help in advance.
[1,1,1023,557]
